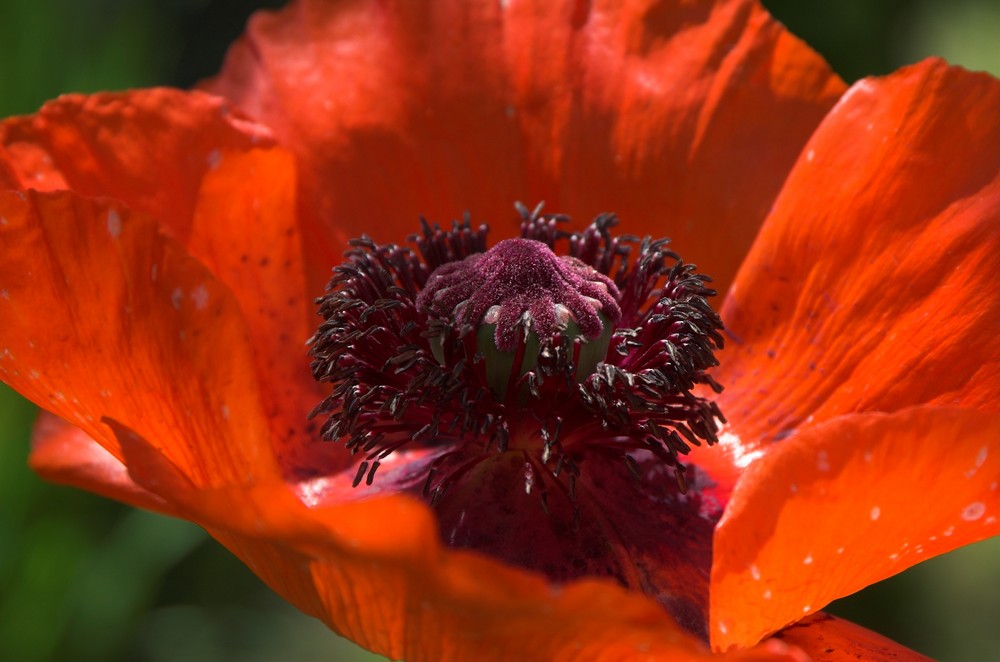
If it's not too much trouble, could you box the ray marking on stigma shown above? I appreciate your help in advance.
[308,203,726,515]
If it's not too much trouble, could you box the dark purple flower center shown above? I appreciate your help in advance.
[308,204,727,638]
[416,237,623,400]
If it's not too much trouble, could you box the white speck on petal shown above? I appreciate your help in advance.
[221,404,230,420]
[889,553,899,560]
[943,526,955,537]
[719,623,728,635]
[171,288,183,310]
[961,502,986,522]
[106,209,122,238]
[803,554,813,565]
[816,450,830,472]
[806,149,815,162]
[966,446,988,478]
[870,505,881,521]
[763,589,772,600]
[192,285,209,311]
[750,565,761,581]
[207,149,222,169]
[836,546,845,554]
[803,605,811,614]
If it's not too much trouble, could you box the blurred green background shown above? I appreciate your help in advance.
[0,1,998,660]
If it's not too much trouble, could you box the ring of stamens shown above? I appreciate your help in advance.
[308,204,725,506]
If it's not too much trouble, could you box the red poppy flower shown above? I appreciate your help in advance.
[1,1,997,660]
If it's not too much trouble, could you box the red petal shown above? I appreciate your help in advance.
[30,413,179,517]
[0,189,279,489]
[772,613,932,662]
[1,91,332,478]
[706,58,1000,649]
[716,60,1000,446]
[0,89,273,240]
[185,147,340,477]
[109,420,804,662]
[710,406,1000,650]
[206,0,843,294]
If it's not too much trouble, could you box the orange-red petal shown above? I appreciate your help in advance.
[206,0,844,295]
[0,89,273,239]
[710,406,1000,650]
[1,90,332,479]
[716,59,1000,445]
[0,88,273,233]
[0,189,278,489]
[185,147,338,478]
[773,613,932,662]
[29,413,179,517]
[708,62,1000,648]
[109,421,805,662]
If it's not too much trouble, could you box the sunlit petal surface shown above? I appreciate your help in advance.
[709,58,1000,649]
[205,0,844,296]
